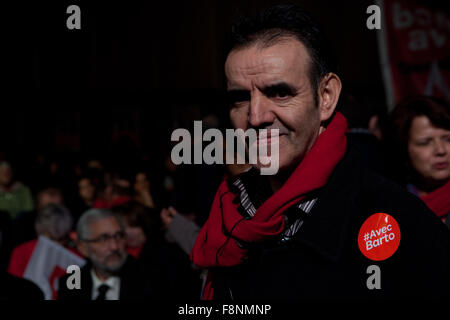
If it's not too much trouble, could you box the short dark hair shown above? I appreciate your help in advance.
[390,95,450,152]
[227,4,337,105]
[111,201,162,240]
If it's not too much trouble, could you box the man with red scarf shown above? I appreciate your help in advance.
[190,4,450,299]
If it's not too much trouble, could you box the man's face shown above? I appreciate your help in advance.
[225,38,324,172]
[79,216,128,275]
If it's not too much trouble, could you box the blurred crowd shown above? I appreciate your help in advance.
[0,94,448,299]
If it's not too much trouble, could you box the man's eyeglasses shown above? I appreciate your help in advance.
[82,231,126,244]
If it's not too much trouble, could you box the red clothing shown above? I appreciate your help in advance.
[93,196,132,209]
[8,239,83,278]
[420,180,450,218]
[127,245,144,259]
[8,239,37,277]
[191,112,348,299]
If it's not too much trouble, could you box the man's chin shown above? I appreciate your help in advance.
[252,160,293,177]
[104,256,127,272]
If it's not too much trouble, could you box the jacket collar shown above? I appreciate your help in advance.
[292,147,362,263]
[81,255,134,299]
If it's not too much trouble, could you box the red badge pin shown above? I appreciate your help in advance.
[358,213,401,261]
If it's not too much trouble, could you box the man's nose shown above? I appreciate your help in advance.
[248,91,275,128]
[108,237,120,251]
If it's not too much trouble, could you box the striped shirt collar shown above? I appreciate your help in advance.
[229,168,318,242]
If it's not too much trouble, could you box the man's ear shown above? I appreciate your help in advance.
[317,73,342,122]
[77,241,89,258]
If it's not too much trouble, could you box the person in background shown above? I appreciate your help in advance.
[133,170,156,208]
[0,213,43,300]
[336,91,388,176]
[390,96,450,227]
[58,208,161,300]
[69,174,98,224]
[113,202,202,299]
[0,161,34,219]
[160,206,200,256]
[11,187,64,246]
[112,202,155,259]
[78,176,97,210]
[8,204,74,278]
[93,173,132,209]
[36,187,64,211]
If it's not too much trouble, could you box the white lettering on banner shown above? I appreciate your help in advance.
[425,61,450,100]
[393,3,413,29]
[392,2,449,51]
[393,2,450,30]
[429,29,446,47]
[408,29,446,51]
[408,30,429,51]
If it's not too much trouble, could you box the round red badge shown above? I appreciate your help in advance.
[358,213,401,261]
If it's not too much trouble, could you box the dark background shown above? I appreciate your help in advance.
[4,0,386,158]
[13,0,385,90]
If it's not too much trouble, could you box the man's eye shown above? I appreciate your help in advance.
[98,235,109,242]
[227,91,250,105]
[276,90,290,98]
[264,86,294,100]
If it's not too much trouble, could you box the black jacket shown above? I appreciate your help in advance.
[57,255,163,300]
[211,147,450,299]
[0,271,44,300]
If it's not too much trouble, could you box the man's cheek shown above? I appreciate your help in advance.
[230,112,245,128]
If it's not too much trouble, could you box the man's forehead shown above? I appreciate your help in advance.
[225,39,310,89]
[89,216,121,235]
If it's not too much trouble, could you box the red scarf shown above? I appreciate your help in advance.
[190,112,348,299]
[420,180,450,218]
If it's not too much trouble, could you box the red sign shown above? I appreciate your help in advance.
[378,0,450,109]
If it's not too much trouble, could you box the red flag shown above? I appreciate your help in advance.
[9,236,86,299]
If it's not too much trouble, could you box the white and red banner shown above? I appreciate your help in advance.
[377,0,450,110]
[23,236,86,300]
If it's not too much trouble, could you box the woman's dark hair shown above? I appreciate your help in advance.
[111,201,162,240]
[388,95,450,183]
[226,4,337,106]
[390,96,450,153]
